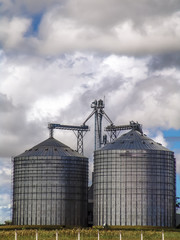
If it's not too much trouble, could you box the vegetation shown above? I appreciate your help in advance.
[3,221,13,225]
[0,227,180,240]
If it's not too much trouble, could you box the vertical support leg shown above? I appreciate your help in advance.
[78,231,80,240]
[36,230,38,240]
[77,130,83,155]
[49,127,54,138]
[162,230,164,240]
[111,129,117,141]
[11,158,14,224]
[97,113,103,149]
[15,230,17,240]
[141,231,143,240]
[56,229,58,240]
[94,112,98,151]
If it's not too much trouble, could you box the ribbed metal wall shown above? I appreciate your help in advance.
[12,138,88,226]
[93,130,176,227]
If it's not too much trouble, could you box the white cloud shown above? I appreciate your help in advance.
[0,208,11,224]
[111,13,180,54]
[0,158,11,187]
[63,0,180,34]
[27,94,72,121]
[0,0,13,13]
[1,51,180,158]
[0,17,31,49]
[151,131,168,147]
[0,52,99,106]
[0,194,10,206]
[0,167,11,176]
[0,0,62,15]
[1,2,180,55]
[2,0,180,22]
[25,7,180,56]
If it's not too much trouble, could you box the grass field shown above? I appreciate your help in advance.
[0,227,180,240]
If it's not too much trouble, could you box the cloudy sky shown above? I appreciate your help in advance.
[1,0,180,223]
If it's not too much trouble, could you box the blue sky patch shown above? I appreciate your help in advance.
[24,13,43,37]
[32,13,43,33]
[163,128,180,137]
[163,129,180,150]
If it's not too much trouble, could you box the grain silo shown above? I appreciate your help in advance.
[12,137,88,226]
[93,129,176,227]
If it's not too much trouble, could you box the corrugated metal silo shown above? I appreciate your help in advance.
[93,129,176,227]
[12,137,88,226]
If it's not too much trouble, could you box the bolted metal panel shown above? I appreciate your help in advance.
[12,137,88,226]
[93,130,176,227]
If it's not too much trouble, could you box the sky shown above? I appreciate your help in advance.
[0,0,180,223]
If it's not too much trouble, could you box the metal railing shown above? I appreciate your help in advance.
[13,229,167,240]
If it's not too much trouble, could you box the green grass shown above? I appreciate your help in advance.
[0,227,180,240]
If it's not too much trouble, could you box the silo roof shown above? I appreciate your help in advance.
[101,129,171,151]
[16,137,85,158]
